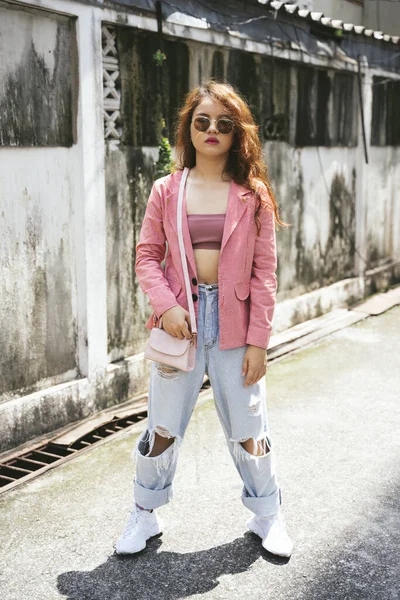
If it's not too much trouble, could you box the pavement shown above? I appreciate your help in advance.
[1,306,399,600]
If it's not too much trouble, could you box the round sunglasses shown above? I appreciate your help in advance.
[192,116,234,135]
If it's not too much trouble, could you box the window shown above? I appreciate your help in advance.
[211,51,224,81]
[227,50,259,122]
[332,72,358,146]
[226,50,290,142]
[117,29,189,146]
[371,77,400,146]
[296,67,330,146]
[296,66,357,147]
[259,57,290,142]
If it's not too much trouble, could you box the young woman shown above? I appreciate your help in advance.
[115,80,293,558]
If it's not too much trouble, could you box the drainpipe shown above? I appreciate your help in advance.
[355,55,370,281]
[357,56,369,165]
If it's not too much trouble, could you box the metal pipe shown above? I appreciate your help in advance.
[357,56,369,165]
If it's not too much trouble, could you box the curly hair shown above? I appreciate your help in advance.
[172,78,288,234]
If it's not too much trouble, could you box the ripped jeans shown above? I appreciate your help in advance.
[132,283,282,517]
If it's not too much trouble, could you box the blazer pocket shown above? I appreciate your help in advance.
[167,278,183,298]
[234,280,251,300]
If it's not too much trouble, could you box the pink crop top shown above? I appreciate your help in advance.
[187,214,226,249]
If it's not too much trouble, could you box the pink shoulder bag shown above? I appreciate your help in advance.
[143,167,197,372]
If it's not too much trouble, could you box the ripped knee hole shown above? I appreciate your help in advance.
[240,437,271,456]
[154,426,174,439]
[155,363,180,378]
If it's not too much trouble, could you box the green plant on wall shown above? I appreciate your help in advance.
[155,120,173,177]
[153,48,167,67]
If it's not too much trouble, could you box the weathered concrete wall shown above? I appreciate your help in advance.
[106,145,158,361]
[366,147,400,265]
[1,0,399,453]
[0,3,80,399]
[0,0,112,451]
[0,4,76,146]
[0,148,80,397]
[267,144,358,300]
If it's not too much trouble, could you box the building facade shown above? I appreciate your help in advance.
[1,0,399,451]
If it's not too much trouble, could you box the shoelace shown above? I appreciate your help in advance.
[121,509,142,538]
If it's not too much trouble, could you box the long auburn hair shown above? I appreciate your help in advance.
[173,79,288,234]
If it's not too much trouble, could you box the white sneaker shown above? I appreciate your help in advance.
[247,508,293,557]
[114,506,164,554]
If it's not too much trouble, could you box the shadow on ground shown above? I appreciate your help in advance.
[57,471,400,600]
[296,472,400,600]
[57,533,287,600]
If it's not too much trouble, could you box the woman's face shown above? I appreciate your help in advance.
[190,97,234,158]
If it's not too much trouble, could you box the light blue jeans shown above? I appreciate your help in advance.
[132,283,282,517]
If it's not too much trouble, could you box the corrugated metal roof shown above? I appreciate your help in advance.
[257,0,400,45]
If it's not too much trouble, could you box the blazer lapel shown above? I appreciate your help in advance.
[220,180,252,255]
[166,170,253,277]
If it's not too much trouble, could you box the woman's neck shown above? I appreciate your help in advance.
[191,154,230,182]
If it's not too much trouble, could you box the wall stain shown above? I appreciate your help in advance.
[0,240,76,397]
[322,172,356,283]
[0,23,73,147]
[105,144,155,361]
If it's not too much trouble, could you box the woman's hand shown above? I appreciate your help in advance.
[242,345,267,387]
[160,306,193,340]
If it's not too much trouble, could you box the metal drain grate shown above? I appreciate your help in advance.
[0,376,212,496]
[0,411,148,495]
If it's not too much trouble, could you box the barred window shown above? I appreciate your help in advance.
[117,29,189,146]
[259,57,290,142]
[296,66,357,147]
[331,72,358,146]
[211,50,224,81]
[227,51,290,142]
[296,67,330,146]
[371,77,400,146]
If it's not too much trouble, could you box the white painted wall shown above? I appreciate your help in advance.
[364,1,400,36]
[0,7,58,84]
[0,0,107,398]
[309,0,400,35]
[310,1,363,24]
[0,148,80,390]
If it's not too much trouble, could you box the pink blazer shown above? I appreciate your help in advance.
[135,168,277,350]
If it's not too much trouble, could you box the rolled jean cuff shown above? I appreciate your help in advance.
[134,478,174,510]
[241,486,282,517]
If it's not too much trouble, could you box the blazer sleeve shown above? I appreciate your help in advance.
[245,202,278,350]
[135,180,181,318]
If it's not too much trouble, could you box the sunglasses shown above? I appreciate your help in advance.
[192,116,234,135]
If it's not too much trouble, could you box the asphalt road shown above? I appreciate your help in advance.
[1,306,399,600]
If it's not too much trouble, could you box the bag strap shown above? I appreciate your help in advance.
[177,167,197,336]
